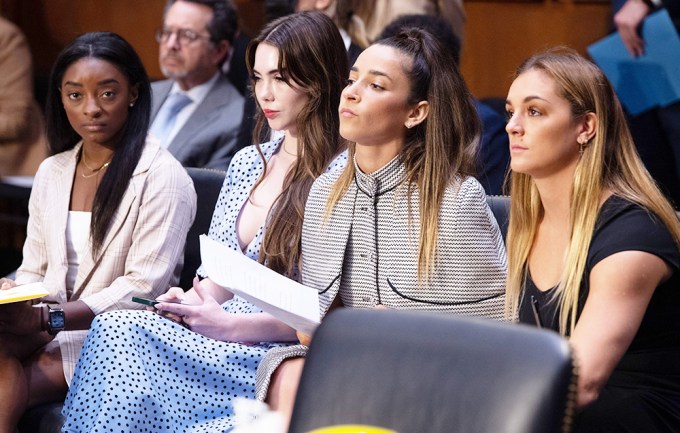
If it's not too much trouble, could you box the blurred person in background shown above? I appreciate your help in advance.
[0,15,46,179]
[151,0,243,170]
[611,0,680,207]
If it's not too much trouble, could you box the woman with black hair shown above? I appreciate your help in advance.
[0,31,196,432]
[61,12,348,433]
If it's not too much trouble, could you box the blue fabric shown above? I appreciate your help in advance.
[61,138,296,432]
[475,100,510,196]
[61,304,281,433]
[150,93,192,147]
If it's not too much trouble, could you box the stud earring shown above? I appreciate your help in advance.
[129,102,135,107]
[406,122,413,129]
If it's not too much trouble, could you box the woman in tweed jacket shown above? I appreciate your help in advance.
[259,28,507,423]
[0,32,196,432]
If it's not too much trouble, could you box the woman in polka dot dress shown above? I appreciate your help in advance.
[61,12,348,433]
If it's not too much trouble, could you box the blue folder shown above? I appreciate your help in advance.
[588,9,680,116]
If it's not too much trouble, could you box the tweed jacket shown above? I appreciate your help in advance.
[303,158,507,318]
[255,158,507,399]
[15,138,197,381]
[151,74,244,171]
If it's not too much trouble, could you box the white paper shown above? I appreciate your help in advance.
[199,235,320,335]
[0,176,34,188]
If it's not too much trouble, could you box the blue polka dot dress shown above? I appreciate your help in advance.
[61,138,346,432]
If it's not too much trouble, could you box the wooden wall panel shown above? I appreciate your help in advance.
[2,0,165,81]
[2,0,612,100]
[1,0,264,82]
[460,1,612,98]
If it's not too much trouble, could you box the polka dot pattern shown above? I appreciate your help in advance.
[61,308,281,432]
[62,138,347,432]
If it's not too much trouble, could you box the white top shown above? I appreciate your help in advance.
[339,28,351,51]
[65,211,91,295]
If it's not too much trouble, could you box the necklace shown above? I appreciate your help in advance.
[282,145,297,157]
[80,166,107,179]
[80,149,112,179]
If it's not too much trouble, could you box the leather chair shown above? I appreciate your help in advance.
[0,180,31,276]
[17,167,226,433]
[486,195,510,242]
[288,309,576,433]
[178,167,226,289]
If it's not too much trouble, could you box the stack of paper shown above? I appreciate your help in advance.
[199,235,321,335]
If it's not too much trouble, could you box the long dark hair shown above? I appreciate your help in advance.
[384,29,480,281]
[327,28,481,282]
[45,31,152,255]
[245,11,348,277]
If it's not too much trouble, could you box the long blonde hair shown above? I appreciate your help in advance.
[505,48,680,335]
[326,28,480,283]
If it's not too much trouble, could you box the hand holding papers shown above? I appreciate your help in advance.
[588,9,680,115]
[199,235,321,335]
[0,282,49,305]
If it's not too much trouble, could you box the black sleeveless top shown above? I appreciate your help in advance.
[519,196,680,354]
[519,196,680,432]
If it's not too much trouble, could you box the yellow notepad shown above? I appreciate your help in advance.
[0,282,49,304]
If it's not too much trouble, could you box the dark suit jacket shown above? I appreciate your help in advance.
[151,74,244,170]
[226,32,250,96]
[347,42,362,67]
[475,100,510,196]
[663,0,680,27]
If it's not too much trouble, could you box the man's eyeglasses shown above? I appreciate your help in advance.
[155,28,211,45]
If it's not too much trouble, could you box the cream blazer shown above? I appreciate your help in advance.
[15,138,197,382]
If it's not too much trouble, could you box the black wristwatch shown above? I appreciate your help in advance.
[47,305,65,335]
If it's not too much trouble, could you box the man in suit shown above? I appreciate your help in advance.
[151,0,244,170]
[612,0,680,207]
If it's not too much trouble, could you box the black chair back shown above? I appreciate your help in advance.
[181,167,226,289]
[487,195,510,242]
[289,309,576,433]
